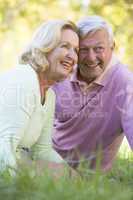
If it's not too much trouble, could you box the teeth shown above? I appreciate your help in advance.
[63,61,71,65]
[86,64,99,68]
[62,63,70,66]
[61,61,72,68]
[62,59,73,64]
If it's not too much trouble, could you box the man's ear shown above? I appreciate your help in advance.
[111,41,115,50]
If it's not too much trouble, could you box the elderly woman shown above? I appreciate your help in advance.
[0,19,79,175]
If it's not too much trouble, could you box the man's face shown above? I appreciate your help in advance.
[78,29,114,83]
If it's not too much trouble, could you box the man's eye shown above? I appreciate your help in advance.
[94,47,104,52]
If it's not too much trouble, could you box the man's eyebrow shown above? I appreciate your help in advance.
[95,42,105,45]
[80,42,105,47]
[61,40,73,43]
[90,41,105,46]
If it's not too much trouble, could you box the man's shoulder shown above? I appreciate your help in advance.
[52,78,72,92]
[113,62,133,84]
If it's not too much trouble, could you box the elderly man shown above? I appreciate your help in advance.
[52,16,133,172]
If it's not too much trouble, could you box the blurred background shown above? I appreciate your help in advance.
[0,0,132,155]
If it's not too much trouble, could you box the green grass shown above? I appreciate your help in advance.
[0,153,132,200]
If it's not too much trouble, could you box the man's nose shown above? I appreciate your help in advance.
[87,48,96,62]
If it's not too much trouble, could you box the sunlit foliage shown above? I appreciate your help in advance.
[0,0,132,70]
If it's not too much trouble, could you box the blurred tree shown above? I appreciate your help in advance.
[0,0,132,70]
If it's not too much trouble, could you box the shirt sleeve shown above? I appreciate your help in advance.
[31,88,64,163]
[120,84,133,150]
[0,84,35,173]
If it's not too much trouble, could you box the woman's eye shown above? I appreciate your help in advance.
[61,43,69,48]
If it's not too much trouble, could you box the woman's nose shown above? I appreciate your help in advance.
[67,48,78,64]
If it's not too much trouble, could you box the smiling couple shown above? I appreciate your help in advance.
[0,16,132,176]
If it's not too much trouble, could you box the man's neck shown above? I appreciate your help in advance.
[77,68,95,85]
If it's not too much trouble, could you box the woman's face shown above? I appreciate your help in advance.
[46,28,79,82]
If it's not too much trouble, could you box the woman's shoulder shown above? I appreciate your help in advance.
[0,64,39,93]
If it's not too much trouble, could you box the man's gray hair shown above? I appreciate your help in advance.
[77,15,114,44]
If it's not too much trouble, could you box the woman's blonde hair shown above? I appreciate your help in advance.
[19,20,78,72]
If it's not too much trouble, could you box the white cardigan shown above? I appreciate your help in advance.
[0,64,63,172]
